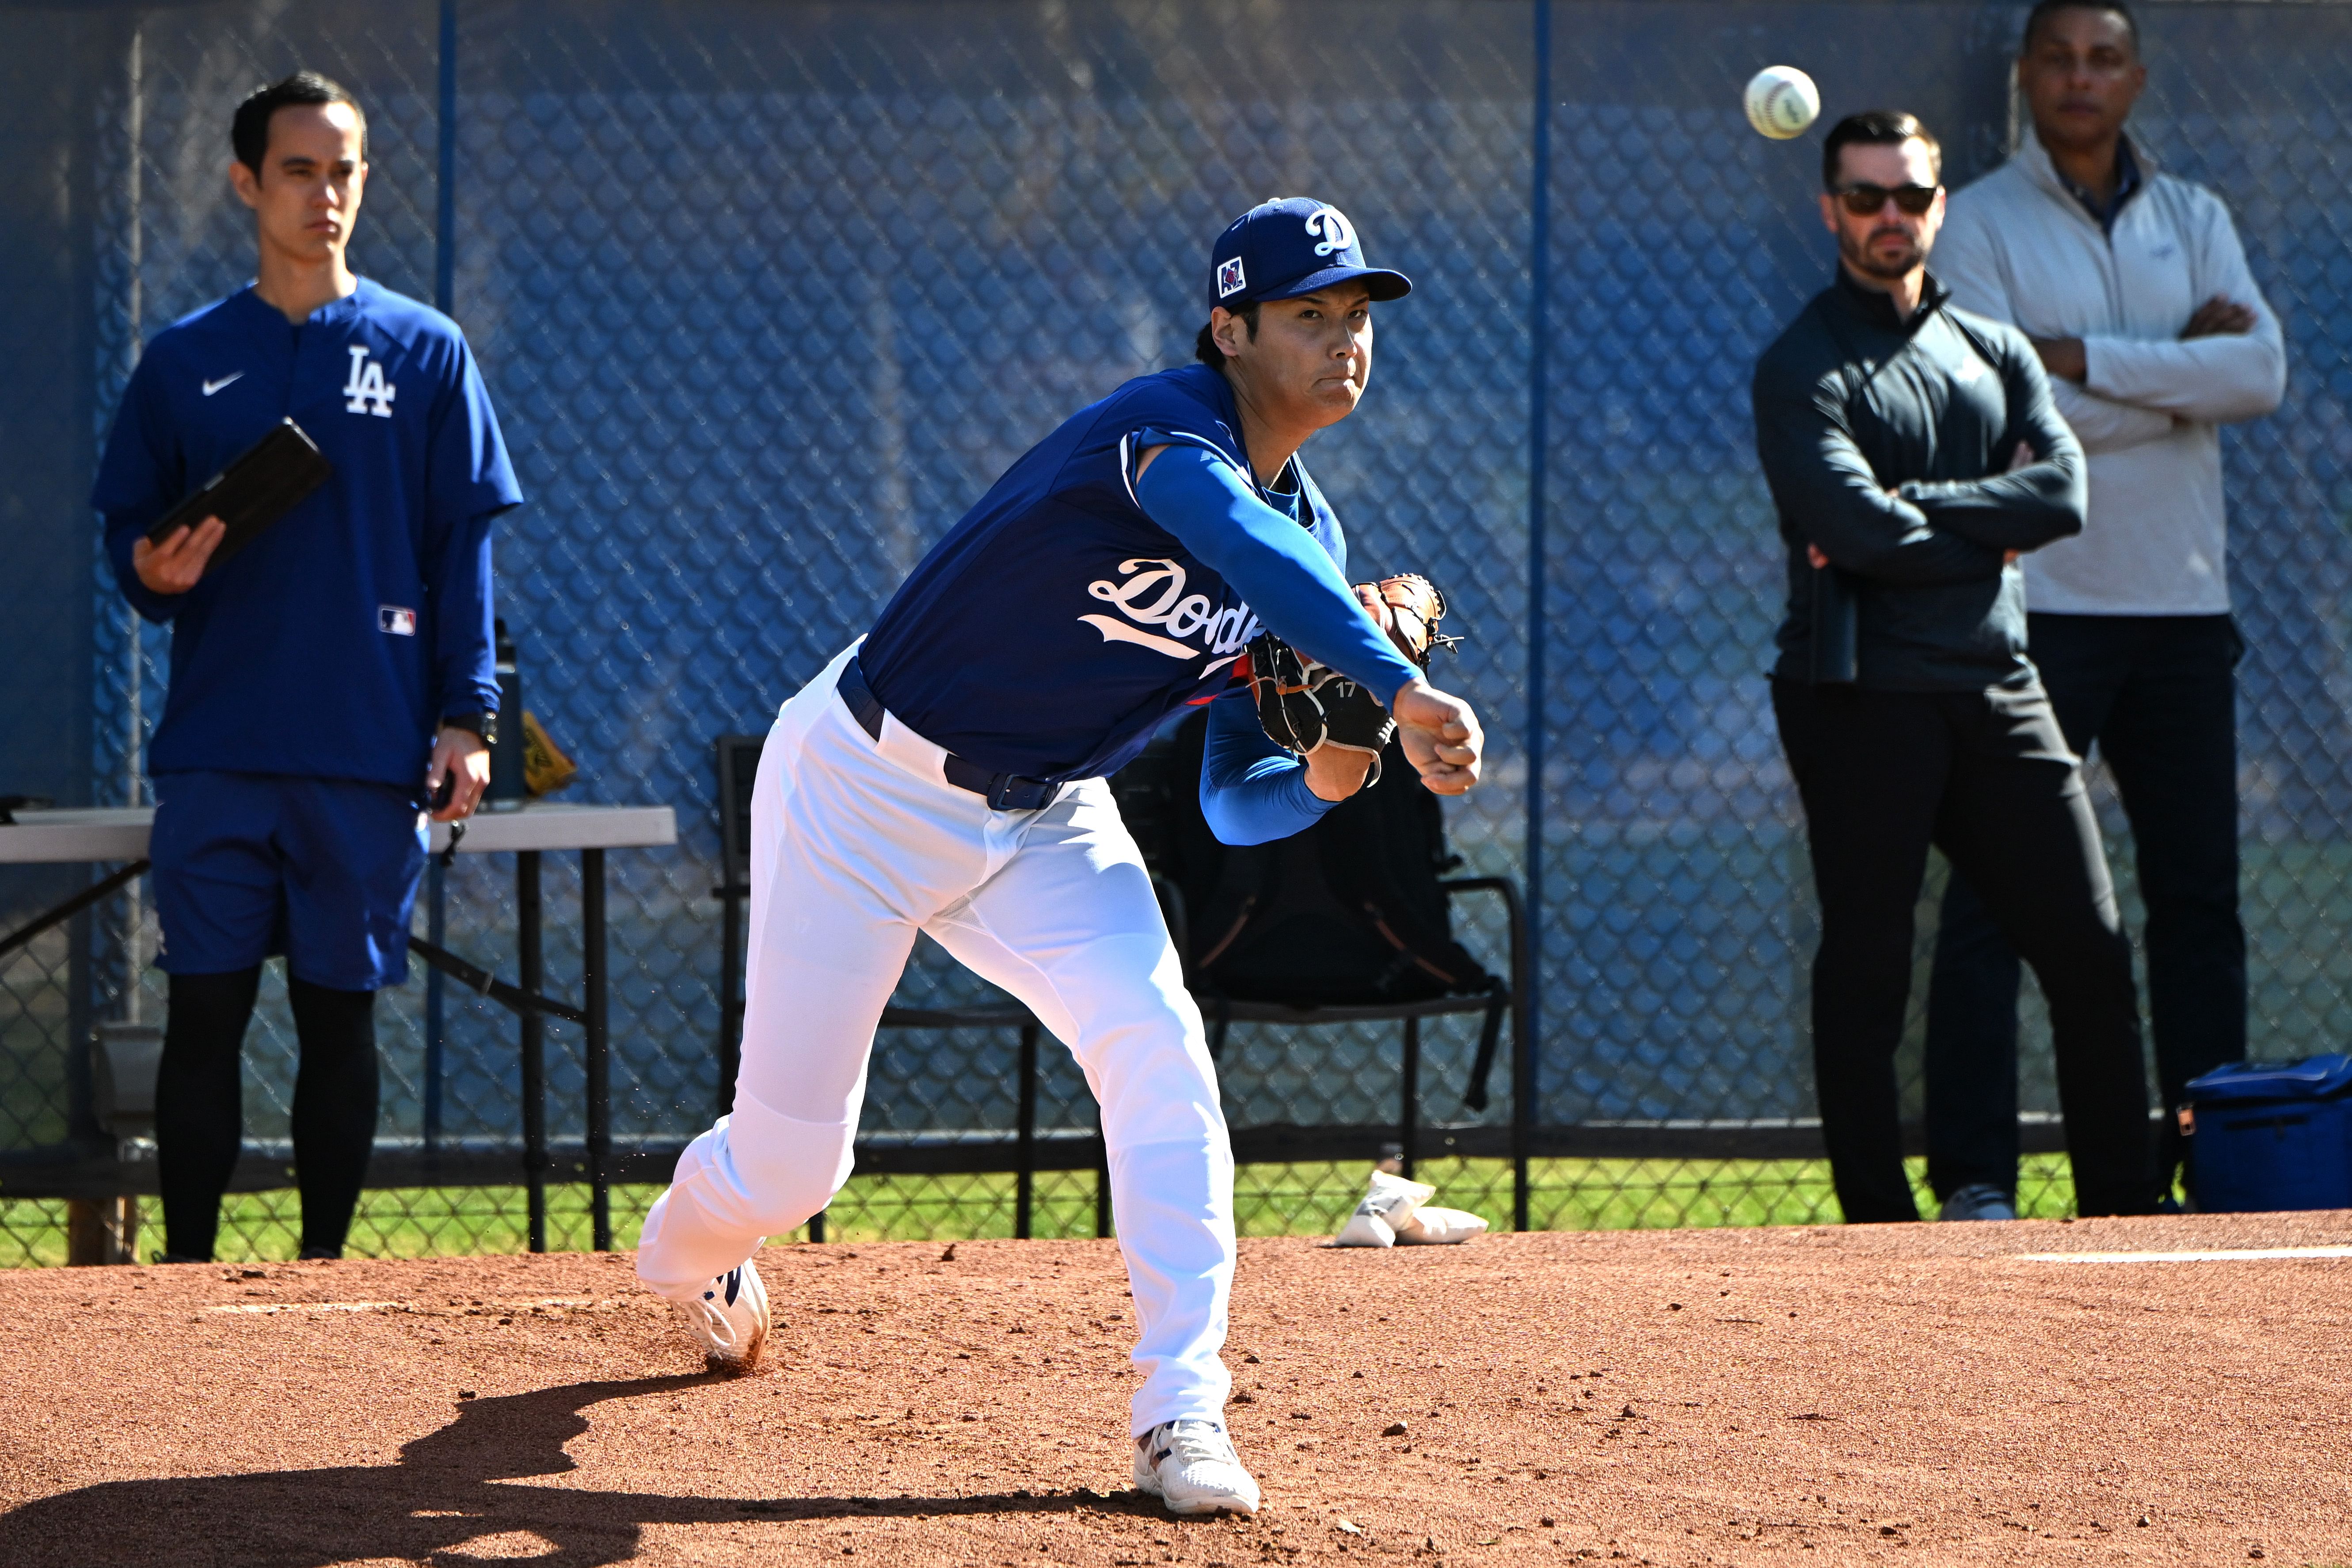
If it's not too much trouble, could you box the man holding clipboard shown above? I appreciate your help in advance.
[93,72,522,1263]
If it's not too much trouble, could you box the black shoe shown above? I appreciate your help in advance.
[1936,1184,2017,1222]
[297,1246,343,1261]
[152,1251,209,1264]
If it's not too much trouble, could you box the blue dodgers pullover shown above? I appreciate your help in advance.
[93,279,522,790]
[860,364,1419,809]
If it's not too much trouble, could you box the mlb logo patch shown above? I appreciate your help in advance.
[1216,256,1247,299]
[379,605,418,636]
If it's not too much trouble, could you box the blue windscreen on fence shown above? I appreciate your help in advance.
[4,0,2351,1248]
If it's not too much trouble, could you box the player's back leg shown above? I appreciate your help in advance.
[641,649,974,1325]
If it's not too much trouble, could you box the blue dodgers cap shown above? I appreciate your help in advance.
[1207,197,1412,312]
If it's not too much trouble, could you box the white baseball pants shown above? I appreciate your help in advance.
[637,643,1237,1434]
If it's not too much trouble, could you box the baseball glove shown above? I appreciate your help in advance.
[1246,574,1457,784]
[1356,574,1455,668]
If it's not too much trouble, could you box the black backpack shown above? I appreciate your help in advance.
[1112,709,1496,1008]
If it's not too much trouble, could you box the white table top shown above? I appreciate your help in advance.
[0,801,677,865]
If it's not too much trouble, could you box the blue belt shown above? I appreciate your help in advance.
[837,654,1059,812]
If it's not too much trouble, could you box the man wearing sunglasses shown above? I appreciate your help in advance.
[1752,110,2158,1226]
[1922,0,2286,1221]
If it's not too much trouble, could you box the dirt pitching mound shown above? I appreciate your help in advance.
[2,1214,2348,1565]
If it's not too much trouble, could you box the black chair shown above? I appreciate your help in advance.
[1116,712,1528,1214]
[1177,882,1526,1183]
[711,723,1532,1238]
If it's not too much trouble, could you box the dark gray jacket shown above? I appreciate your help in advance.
[1753,269,2087,691]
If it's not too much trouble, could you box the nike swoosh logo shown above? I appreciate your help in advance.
[201,373,244,396]
[1077,615,1203,661]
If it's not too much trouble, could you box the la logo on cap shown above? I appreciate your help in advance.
[1216,257,1248,299]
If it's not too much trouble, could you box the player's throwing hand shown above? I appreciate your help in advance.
[1394,679,1482,793]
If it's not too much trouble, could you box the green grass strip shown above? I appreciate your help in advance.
[0,1155,2084,1267]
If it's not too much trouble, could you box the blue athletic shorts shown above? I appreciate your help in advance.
[149,772,429,992]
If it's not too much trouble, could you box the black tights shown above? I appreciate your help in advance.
[156,969,381,1261]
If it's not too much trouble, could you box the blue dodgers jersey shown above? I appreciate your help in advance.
[861,364,1346,783]
[93,279,522,790]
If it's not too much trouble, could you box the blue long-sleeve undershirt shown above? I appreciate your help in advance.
[1133,443,1420,700]
[1133,442,1412,846]
[1200,686,1339,845]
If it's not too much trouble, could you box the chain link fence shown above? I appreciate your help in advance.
[3,0,2348,1265]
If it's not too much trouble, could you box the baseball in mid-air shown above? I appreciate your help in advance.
[1744,65,1820,140]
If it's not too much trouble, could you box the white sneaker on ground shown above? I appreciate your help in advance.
[675,1260,769,1373]
[1132,1420,1260,1515]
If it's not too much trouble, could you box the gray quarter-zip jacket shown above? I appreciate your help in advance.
[1754,269,2087,691]
[1933,134,2285,615]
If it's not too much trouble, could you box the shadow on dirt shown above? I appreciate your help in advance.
[0,1375,1159,1566]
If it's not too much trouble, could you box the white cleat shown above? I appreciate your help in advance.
[675,1260,769,1374]
[1132,1419,1261,1516]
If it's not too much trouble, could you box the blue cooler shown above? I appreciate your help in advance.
[2185,1054,2352,1212]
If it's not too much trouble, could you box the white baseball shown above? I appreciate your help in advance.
[1744,65,1820,141]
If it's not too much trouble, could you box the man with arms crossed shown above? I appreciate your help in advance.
[94,73,520,1261]
[1754,111,2156,1226]
[635,198,1482,1515]
[1924,0,2285,1219]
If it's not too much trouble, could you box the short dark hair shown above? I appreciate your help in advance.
[2021,0,2140,57]
[1821,110,1942,190]
[232,71,367,175]
[1193,302,1263,371]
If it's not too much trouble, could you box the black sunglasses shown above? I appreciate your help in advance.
[1832,182,1940,217]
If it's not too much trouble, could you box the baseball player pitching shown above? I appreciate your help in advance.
[635,197,1484,1515]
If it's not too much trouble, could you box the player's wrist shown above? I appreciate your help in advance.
[1302,744,1374,801]
[439,710,498,749]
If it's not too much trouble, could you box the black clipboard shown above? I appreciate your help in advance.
[145,418,333,569]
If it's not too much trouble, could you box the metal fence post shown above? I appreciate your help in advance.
[717,881,741,1118]
[1014,1023,1039,1239]
[1517,0,1553,1236]
[423,0,457,1158]
[518,849,546,1252]
[1095,1127,1111,1240]
[434,0,456,312]
[583,847,611,1251]
[424,859,445,1149]
[1399,1016,1421,1181]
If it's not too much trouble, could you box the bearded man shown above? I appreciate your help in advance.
[1750,110,2158,1225]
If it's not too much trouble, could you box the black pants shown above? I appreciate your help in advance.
[1927,614,2243,1200]
[156,968,381,1261]
[1772,678,2156,1222]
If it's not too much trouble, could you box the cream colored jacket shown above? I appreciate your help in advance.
[1934,134,2285,615]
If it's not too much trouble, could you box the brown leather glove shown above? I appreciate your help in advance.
[1245,574,1458,784]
